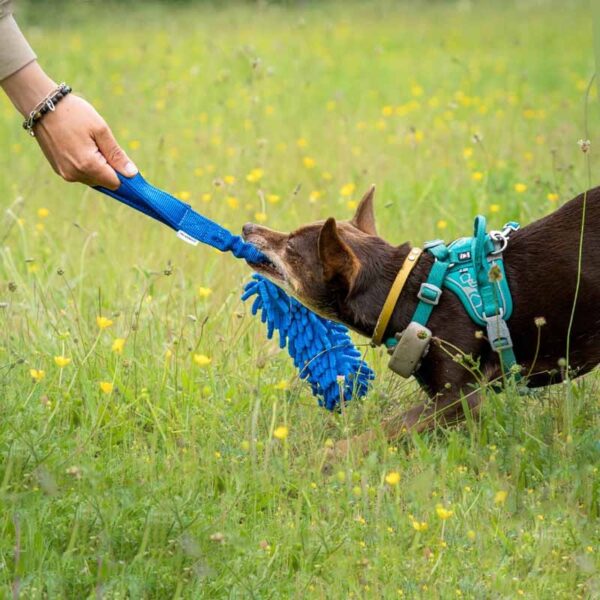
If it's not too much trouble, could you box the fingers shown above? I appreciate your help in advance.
[94,123,138,182]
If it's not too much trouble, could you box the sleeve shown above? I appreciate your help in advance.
[0,3,37,82]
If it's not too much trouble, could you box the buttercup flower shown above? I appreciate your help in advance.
[37,207,49,218]
[193,354,212,367]
[97,316,113,330]
[30,368,45,382]
[99,381,113,394]
[54,356,71,368]
[246,168,263,183]
[198,286,213,298]
[385,471,401,486]
[435,504,454,520]
[340,183,356,197]
[273,425,289,440]
[514,183,527,193]
[112,338,125,353]
[494,490,508,505]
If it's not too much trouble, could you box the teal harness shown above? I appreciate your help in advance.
[386,216,521,379]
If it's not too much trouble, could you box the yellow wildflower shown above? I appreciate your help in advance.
[112,338,125,354]
[96,316,113,330]
[309,191,322,202]
[30,368,45,382]
[246,168,263,183]
[273,425,289,440]
[193,354,212,367]
[267,194,280,204]
[274,380,289,390]
[514,183,527,193]
[494,490,508,505]
[224,175,236,185]
[490,204,500,213]
[411,84,424,97]
[467,530,476,541]
[227,196,239,209]
[198,286,213,298]
[202,193,212,203]
[129,140,141,150]
[340,182,356,197]
[37,207,49,218]
[302,156,316,169]
[99,381,113,394]
[254,212,267,223]
[382,105,394,117]
[471,171,484,182]
[385,471,401,486]
[435,504,454,520]
[411,520,428,532]
[437,219,448,230]
[463,148,473,159]
[346,200,357,210]
[178,191,191,201]
[547,192,559,202]
[54,356,71,368]
[296,138,308,148]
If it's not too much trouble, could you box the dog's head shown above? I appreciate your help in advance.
[243,186,403,335]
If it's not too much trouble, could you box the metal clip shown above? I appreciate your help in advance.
[484,314,513,352]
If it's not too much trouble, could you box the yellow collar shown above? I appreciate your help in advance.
[372,246,423,346]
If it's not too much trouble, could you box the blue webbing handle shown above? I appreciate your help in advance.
[96,172,264,264]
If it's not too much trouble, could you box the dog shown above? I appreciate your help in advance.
[243,186,600,446]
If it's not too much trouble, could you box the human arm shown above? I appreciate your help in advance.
[0,4,137,189]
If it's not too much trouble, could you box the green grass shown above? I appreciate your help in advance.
[1,1,599,597]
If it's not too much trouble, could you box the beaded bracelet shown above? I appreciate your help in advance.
[22,83,72,137]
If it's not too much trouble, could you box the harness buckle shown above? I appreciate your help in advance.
[423,238,445,250]
[417,282,442,305]
[484,313,513,352]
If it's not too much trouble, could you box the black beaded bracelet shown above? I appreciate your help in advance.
[22,83,72,137]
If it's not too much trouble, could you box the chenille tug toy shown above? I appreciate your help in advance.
[96,172,374,410]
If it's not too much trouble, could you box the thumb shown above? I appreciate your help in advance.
[95,124,138,179]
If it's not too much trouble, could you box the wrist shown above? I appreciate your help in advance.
[1,61,56,116]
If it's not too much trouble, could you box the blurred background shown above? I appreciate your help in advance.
[1,1,598,597]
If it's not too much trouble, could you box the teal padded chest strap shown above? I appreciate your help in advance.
[386,216,521,381]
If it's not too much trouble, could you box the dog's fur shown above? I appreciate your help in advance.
[243,187,600,443]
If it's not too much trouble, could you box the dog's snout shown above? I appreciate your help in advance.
[242,223,256,239]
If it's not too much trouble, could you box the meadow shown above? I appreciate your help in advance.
[1,0,599,597]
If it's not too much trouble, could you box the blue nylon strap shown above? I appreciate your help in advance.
[97,173,264,264]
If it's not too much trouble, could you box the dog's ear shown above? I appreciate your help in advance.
[318,217,359,292]
[351,185,377,236]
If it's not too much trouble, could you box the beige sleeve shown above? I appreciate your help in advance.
[0,4,37,82]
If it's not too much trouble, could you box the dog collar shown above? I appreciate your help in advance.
[372,246,423,345]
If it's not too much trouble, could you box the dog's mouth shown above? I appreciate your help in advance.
[245,249,287,285]
[251,256,286,283]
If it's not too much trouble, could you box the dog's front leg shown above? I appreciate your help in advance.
[330,345,484,459]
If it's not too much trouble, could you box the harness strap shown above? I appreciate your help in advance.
[412,243,450,327]
[372,246,422,346]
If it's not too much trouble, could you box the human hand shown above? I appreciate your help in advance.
[34,93,137,189]
[1,61,137,189]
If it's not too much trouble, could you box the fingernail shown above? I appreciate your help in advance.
[124,161,138,177]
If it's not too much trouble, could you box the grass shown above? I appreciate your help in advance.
[1,0,599,597]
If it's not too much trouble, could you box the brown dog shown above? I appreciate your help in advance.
[243,186,600,443]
